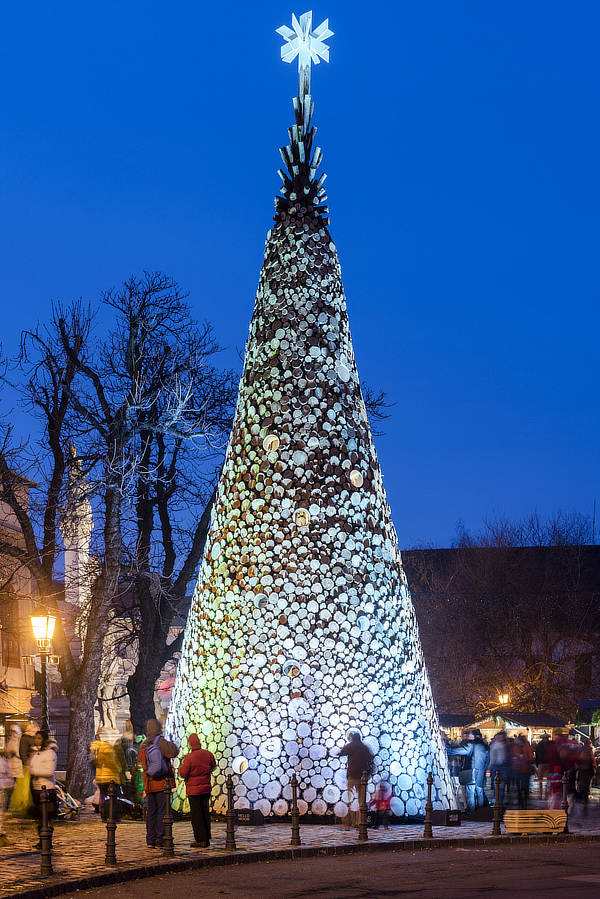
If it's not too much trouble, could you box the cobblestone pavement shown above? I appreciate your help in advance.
[2,810,600,898]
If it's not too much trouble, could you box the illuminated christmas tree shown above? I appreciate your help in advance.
[167,11,453,819]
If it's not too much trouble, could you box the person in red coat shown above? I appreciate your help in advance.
[179,734,216,848]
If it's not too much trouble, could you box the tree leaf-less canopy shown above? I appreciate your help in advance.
[0,273,236,796]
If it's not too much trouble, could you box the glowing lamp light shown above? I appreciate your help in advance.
[498,693,510,706]
[31,614,56,649]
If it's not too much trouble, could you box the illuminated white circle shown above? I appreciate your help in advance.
[255,798,272,816]
[294,508,310,527]
[241,769,260,789]
[231,755,248,774]
[349,470,363,488]
[261,737,282,760]
[336,362,350,382]
[323,784,340,803]
[390,796,404,816]
[263,434,280,452]
[311,798,327,816]
[264,781,281,800]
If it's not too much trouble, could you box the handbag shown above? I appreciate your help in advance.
[9,769,34,816]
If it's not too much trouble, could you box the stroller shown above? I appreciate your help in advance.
[55,779,82,820]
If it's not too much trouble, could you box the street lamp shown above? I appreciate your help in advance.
[30,614,56,739]
[498,692,510,706]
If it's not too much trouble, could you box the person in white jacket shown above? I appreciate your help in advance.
[0,752,15,845]
[29,734,58,848]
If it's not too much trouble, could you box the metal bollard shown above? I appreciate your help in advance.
[163,777,175,856]
[561,771,569,834]
[104,780,117,866]
[225,774,237,852]
[39,785,53,876]
[290,772,301,846]
[492,771,502,836]
[357,771,368,842]
[423,772,433,839]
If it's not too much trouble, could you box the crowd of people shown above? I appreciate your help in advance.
[0,722,59,848]
[2,717,598,851]
[445,727,598,821]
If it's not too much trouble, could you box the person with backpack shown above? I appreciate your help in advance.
[138,719,178,849]
[179,734,216,848]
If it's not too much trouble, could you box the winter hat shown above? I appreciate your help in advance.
[188,734,201,750]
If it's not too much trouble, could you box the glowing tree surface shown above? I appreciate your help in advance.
[167,11,454,819]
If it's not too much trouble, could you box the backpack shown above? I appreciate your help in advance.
[145,736,169,778]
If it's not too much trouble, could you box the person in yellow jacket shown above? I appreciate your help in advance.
[90,734,125,820]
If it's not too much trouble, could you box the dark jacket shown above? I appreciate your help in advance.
[179,734,216,796]
[339,738,374,780]
[139,718,178,795]
[19,732,37,765]
[448,737,490,784]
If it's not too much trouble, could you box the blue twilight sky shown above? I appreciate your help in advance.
[0,1,598,547]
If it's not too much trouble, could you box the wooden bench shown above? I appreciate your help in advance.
[504,809,566,835]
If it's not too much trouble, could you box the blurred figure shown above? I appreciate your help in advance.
[19,721,40,767]
[561,733,580,813]
[130,735,145,810]
[10,722,38,817]
[511,735,534,809]
[29,733,58,850]
[339,732,374,826]
[489,729,510,805]
[179,733,216,848]
[370,776,392,829]
[534,733,550,798]
[90,733,124,820]
[0,747,15,845]
[571,738,596,823]
[545,736,564,809]
[447,729,489,811]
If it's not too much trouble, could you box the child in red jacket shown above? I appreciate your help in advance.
[370,777,392,829]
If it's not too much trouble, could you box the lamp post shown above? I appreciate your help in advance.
[497,693,510,707]
[30,614,56,739]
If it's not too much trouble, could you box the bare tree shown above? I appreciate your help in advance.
[404,512,599,719]
[0,273,234,795]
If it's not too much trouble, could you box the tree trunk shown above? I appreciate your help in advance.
[127,658,163,734]
[65,686,97,799]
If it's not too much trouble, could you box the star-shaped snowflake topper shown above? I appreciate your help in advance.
[276,11,333,71]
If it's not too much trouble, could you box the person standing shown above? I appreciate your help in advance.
[19,721,39,767]
[138,719,178,849]
[572,738,596,822]
[339,732,374,826]
[447,729,490,811]
[489,729,510,806]
[0,748,16,846]
[512,734,534,810]
[179,734,216,848]
[369,776,392,829]
[29,733,58,850]
[90,733,123,820]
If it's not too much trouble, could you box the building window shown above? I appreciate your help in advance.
[0,597,21,669]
